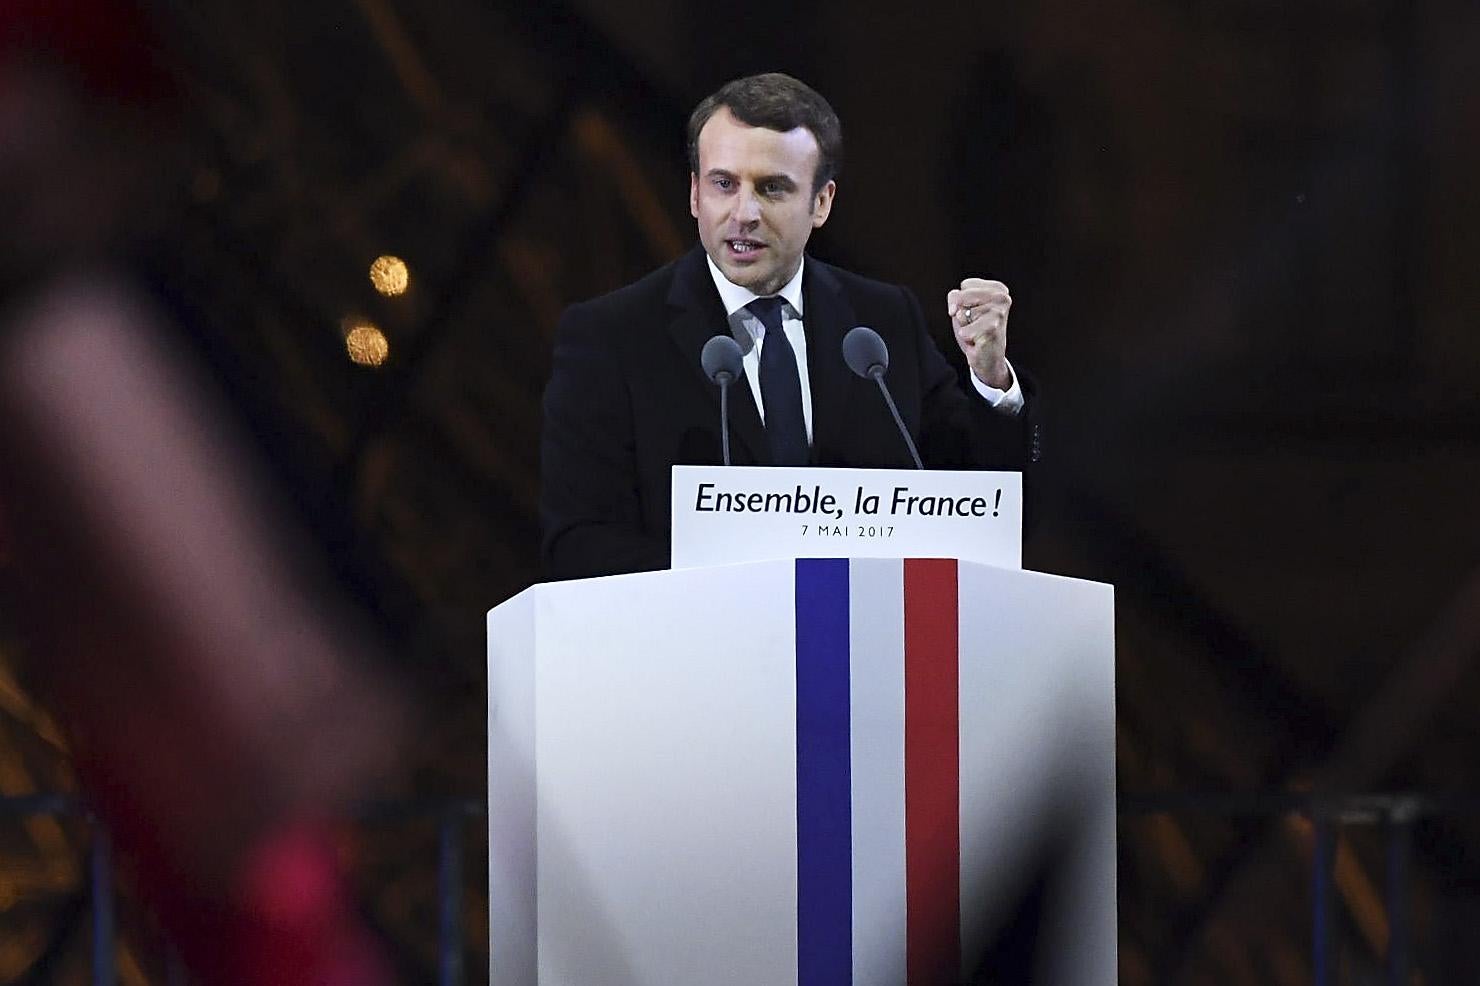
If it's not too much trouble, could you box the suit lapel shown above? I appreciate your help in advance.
[801,258,860,463]
[665,247,768,464]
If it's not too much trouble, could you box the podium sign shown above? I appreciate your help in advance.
[488,558,1115,985]
[670,465,1022,570]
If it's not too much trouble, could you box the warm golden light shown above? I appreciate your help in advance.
[343,318,390,367]
[369,255,410,296]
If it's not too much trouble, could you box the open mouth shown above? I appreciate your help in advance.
[726,239,766,257]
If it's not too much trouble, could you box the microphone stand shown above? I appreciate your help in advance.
[717,371,734,467]
[868,367,923,470]
[702,334,744,467]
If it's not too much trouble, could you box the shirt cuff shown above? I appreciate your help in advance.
[970,359,1024,415]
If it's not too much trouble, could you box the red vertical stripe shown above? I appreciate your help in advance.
[904,558,960,985]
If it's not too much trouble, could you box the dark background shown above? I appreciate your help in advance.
[2,0,1479,981]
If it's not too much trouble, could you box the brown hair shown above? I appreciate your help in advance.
[686,73,843,195]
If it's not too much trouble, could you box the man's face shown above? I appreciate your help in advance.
[689,107,835,297]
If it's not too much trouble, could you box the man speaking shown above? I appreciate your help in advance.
[541,73,1039,580]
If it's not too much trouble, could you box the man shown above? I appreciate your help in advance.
[541,73,1039,580]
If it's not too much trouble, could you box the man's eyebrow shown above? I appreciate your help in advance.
[702,168,798,189]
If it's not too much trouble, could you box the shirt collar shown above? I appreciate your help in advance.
[705,253,806,319]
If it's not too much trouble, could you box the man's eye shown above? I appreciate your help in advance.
[761,182,784,196]
[713,177,733,190]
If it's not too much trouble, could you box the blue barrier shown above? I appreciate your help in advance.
[3,791,1473,985]
[0,796,483,986]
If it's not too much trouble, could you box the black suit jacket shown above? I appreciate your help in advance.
[540,246,1040,580]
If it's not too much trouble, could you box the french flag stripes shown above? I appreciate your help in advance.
[795,557,963,986]
[487,553,1117,986]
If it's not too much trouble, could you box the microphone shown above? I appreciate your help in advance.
[701,335,745,466]
[842,326,923,470]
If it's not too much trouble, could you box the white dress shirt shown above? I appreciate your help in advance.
[704,256,1023,447]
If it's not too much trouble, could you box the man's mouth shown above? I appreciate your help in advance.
[726,239,766,257]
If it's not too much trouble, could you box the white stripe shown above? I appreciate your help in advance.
[848,558,908,986]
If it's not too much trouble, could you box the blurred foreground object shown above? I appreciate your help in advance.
[0,274,402,985]
[0,4,402,981]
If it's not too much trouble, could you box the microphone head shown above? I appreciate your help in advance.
[701,334,745,384]
[842,325,889,378]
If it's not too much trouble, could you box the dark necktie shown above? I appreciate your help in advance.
[747,296,808,466]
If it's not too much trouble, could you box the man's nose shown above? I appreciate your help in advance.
[733,188,762,225]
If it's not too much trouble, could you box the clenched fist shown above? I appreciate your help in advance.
[947,277,1012,390]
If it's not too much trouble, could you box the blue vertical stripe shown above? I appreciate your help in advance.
[795,558,853,985]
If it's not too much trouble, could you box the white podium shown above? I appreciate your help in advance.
[488,557,1115,985]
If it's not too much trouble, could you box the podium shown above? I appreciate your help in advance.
[488,556,1115,985]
